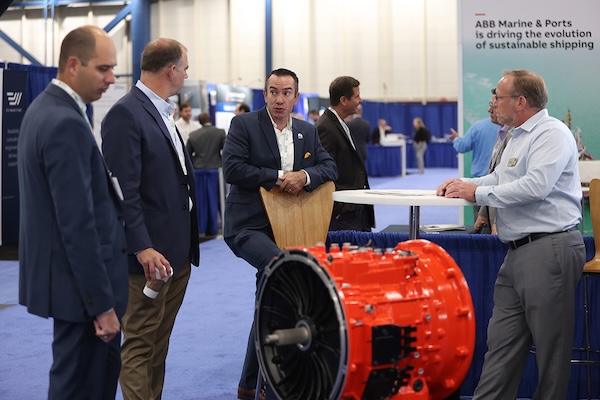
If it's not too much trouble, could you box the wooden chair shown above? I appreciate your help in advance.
[260,181,335,249]
[578,160,600,233]
[256,181,335,399]
[571,178,600,399]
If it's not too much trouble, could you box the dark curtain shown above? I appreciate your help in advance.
[249,89,457,135]
[252,88,265,111]
[361,100,457,140]
[7,63,57,108]
[193,169,219,235]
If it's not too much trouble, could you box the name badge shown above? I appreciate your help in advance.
[507,158,518,167]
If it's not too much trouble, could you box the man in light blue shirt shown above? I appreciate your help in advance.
[449,117,498,178]
[438,69,585,399]
[449,112,498,221]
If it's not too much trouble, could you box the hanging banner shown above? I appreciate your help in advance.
[458,0,600,226]
[1,69,27,245]
[459,0,600,155]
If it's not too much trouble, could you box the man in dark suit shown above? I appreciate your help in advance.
[101,38,200,400]
[346,104,371,160]
[18,25,127,400]
[222,68,337,400]
[371,118,392,145]
[316,76,375,231]
[187,112,226,169]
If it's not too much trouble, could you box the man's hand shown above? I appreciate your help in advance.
[136,248,172,281]
[94,309,120,343]
[436,178,462,196]
[449,128,459,140]
[437,178,477,202]
[279,171,307,196]
[473,215,490,233]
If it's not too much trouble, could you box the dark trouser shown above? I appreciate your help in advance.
[329,204,372,232]
[49,319,121,400]
[225,227,281,391]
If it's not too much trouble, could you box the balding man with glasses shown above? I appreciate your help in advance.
[437,69,585,399]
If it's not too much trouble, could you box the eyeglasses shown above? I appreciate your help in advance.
[494,94,520,101]
[489,102,494,108]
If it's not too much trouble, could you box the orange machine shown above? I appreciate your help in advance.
[255,240,475,400]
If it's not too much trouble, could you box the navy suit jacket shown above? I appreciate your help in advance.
[18,84,128,322]
[101,86,199,274]
[222,107,338,238]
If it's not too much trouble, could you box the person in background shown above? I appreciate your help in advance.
[18,25,128,400]
[101,38,200,400]
[438,69,584,399]
[187,112,226,169]
[412,117,431,174]
[222,68,337,400]
[234,102,250,115]
[316,76,374,232]
[307,109,320,125]
[449,118,498,179]
[346,104,371,160]
[473,92,511,234]
[448,109,499,220]
[371,118,392,145]
[175,102,200,144]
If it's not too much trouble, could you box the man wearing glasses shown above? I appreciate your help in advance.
[437,69,585,399]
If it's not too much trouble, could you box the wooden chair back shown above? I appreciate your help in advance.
[260,181,335,249]
[584,178,600,273]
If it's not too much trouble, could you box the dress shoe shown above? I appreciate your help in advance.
[237,386,266,400]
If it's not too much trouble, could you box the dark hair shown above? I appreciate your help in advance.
[503,69,548,109]
[329,76,360,106]
[198,112,212,125]
[237,103,250,113]
[179,103,192,111]
[141,38,186,73]
[265,68,299,94]
[58,26,98,72]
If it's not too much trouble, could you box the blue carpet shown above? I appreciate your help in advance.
[0,168,512,399]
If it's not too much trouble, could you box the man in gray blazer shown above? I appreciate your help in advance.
[101,38,200,400]
[187,112,226,169]
[18,25,127,400]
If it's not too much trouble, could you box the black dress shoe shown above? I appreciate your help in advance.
[237,386,266,400]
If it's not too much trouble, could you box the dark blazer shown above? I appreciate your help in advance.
[101,86,200,274]
[347,116,371,160]
[18,84,128,321]
[371,126,391,145]
[316,109,375,230]
[186,124,226,169]
[222,107,338,238]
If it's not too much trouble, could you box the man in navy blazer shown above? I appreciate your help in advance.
[18,26,127,400]
[222,68,338,400]
[101,38,200,400]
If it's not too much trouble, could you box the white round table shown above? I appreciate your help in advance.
[332,189,473,239]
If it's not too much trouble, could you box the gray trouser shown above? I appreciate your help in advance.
[414,141,427,171]
[472,230,584,399]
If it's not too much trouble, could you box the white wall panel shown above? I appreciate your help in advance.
[229,0,264,87]
[0,0,459,101]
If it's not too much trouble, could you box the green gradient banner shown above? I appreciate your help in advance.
[458,0,600,225]
[459,0,599,156]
